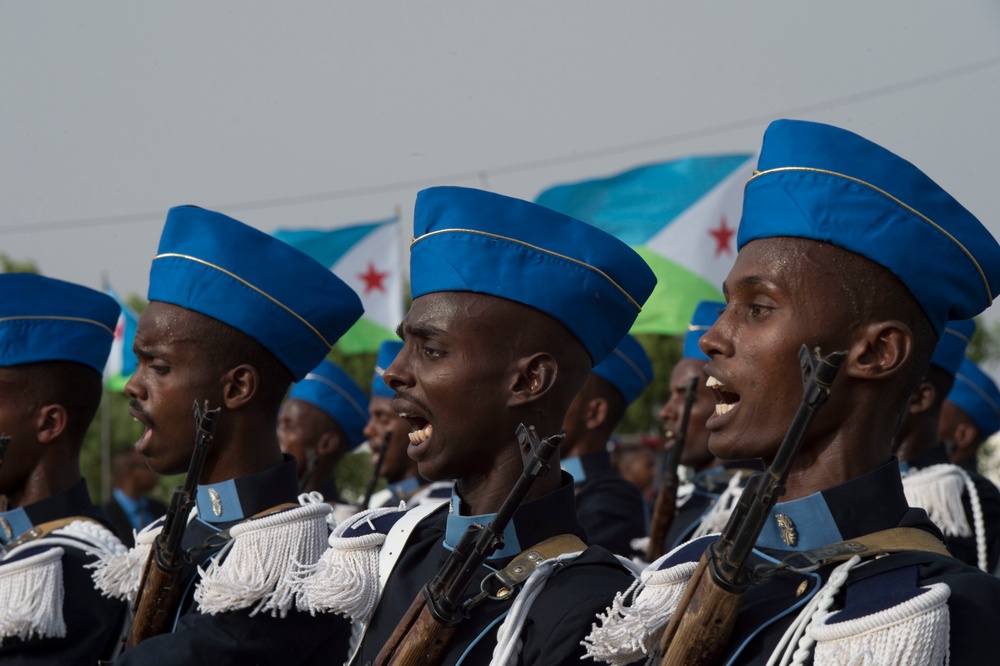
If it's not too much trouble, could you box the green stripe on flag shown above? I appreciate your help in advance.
[336,317,397,355]
[630,247,723,336]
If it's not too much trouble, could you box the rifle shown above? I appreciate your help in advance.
[361,429,393,510]
[656,345,846,665]
[647,375,700,561]
[125,400,220,649]
[374,424,564,666]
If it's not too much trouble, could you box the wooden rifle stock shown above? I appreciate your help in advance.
[374,424,562,666]
[361,429,393,510]
[125,400,220,650]
[657,346,846,666]
[647,375,700,561]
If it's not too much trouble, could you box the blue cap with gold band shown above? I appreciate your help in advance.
[684,300,725,362]
[947,359,1000,438]
[148,206,364,381]
[592,334,653,406]
[289,359,369,449]
[0,273,119,373]
[930,319,975,378]
[409,187,657,365]
[738,120,1000,337]
[371,340,402,399]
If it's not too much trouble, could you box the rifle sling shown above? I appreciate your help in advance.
[773,526,951,573]
[2,516,103,554]
[491,533,587,593]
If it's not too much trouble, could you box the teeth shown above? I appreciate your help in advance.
[663,429,676,441]
[715,403,735,416]
[706,376,724,389]
[408,423,433,445]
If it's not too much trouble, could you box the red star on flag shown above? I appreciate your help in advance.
[358,262,389,294]
[709,216,736,257]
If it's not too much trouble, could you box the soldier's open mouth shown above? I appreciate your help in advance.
[706,376,740,416]
[399,414,432,444]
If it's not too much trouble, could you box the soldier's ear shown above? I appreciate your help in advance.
[844,320,912,381]
[222,364,259,409]
[584,397,609,430]
[907,380,936,415]
[508,352,557,408]
[35,403,68,444]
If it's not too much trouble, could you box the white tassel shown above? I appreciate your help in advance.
[583,556,698,665]
[902,464,972,537]
[89,521,162,602]
[195,501,332,618]
[0,547,66,644]
[293,504,408,623]
[491,552,583,666]
[809,581,951,665]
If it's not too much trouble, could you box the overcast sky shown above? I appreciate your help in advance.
[3,2,1000,328]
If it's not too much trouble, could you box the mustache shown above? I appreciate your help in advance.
[129,399,155,428]
[393,390,433,419]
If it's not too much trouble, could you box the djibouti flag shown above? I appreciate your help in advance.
[102,285,139,392]
[273,216,403,354]
[536,154,755,335]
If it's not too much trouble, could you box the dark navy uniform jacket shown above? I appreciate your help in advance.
[903,442,1000,572]
[352,474,636,666]
[662,460,1000,665]
[564,452,648,557]
[116,457,351,665]
[0,480,126,665]
[661,461,764,551]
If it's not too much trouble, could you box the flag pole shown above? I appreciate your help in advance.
[100,271,112,503]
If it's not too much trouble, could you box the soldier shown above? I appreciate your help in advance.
[940,358,1000,474]
[586,119,1000,665]
[102,449,168,548]
[0,273,126,663]
[363,340,451,509]
[277,358,369,517]
[653,300,761,553]
[896,321,1000,572]
[298,186,656,664]
[559,333,652,557]
[97,205,360,664]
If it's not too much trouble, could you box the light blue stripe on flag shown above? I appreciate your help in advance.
[273,218,394,267]
[535,154,753,245]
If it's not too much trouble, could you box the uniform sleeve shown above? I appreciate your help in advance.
[115,608,353,666]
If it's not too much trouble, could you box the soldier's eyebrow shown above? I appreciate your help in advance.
[395,321,447,340]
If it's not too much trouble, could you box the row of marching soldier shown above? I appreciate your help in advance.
[1,118,999,665]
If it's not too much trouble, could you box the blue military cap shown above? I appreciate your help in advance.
[371,340,402,399]
[148,206,364,381]
[409,187,657,365]
[930,319,976,377]
[947,359,1000,438]
[684,300,725,362]
[0,273,119,374]
[289,359,369,449]
[738,120,1000,337]
[592,334,653,406]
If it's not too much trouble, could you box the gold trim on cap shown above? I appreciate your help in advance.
[747,167,991,306]
[609,347,649,386]
[0,315,115,336]
[944,326,972,345]
[954,371,1000,421]
[302,371,369,422]
[410,229,642,312]
[153,253,332,349]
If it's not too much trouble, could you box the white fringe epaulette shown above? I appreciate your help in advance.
[294,502,409,623]
[583,538,711,665]
[89,518,164,602]
[0,547,66,644]
[194,493,332,618]
[767,556,951,666]
[902,464,973,537]
[1,518,125,645]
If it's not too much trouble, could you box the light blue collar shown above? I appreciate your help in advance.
[196,479,245,524]
[444,494,522,560]
[755,490,842,551]
[561,456,586,483]
[388,476,422,499]
[0,506,32,545]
